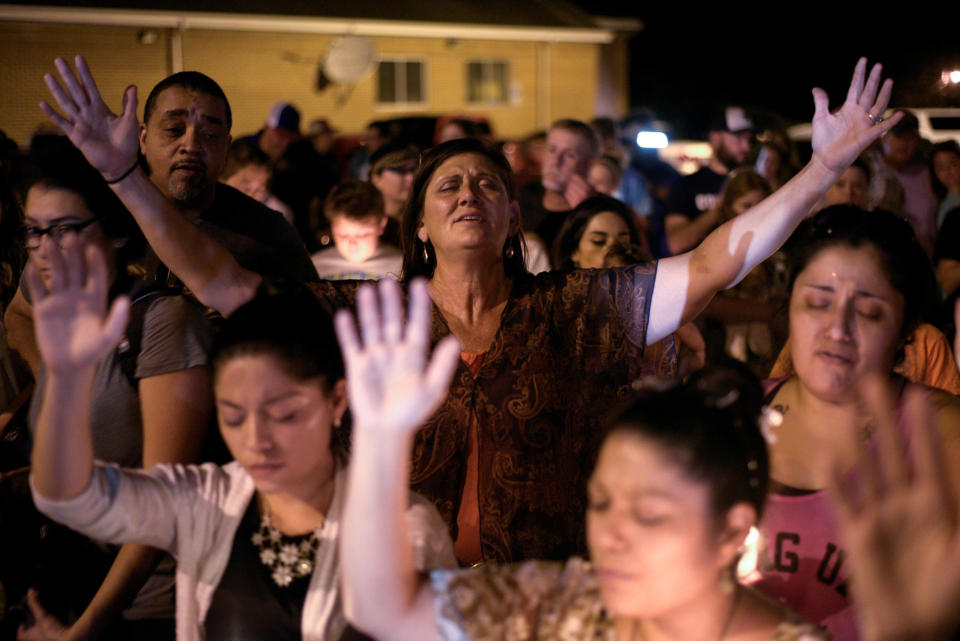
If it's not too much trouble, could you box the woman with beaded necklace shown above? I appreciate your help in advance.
[25,243,454,641]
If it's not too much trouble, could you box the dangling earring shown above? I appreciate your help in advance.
[422,243,430,264]
[505,245,515,259]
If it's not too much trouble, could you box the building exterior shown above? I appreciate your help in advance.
[0,1,639,147]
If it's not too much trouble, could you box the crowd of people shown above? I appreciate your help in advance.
[0,54,959,641]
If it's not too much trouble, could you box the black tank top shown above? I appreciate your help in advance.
[204,498,308,641]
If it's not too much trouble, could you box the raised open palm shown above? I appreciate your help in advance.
[811,58,902,173]
[831,376,960,641]
[40,56,140,181]
[25,236,130,375]
[334,279,460,437]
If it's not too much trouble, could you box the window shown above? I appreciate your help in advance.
[466,60,509,105]
[377,59,426,105]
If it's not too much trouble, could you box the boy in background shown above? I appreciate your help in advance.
[311,180,402,280]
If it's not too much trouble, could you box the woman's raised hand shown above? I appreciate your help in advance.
[335,279,460,436]
[810,58,902,173]
[25,236,130,375]
[830,375,960,641]
[40,56,140,182]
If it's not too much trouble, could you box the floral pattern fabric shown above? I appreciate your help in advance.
[431,558,828,641]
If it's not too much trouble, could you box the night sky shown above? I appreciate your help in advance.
[578,6,960,137]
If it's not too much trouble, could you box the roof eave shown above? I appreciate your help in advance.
[0,4,614,43]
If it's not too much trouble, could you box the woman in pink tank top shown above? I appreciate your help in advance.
[753,206,960,641]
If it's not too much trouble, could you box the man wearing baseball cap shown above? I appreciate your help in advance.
[663,106,754,255]
[242,104,341,249]
[247,101,302,162]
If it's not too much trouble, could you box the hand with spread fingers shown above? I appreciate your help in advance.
[40,56,140,182]
[25,236,129,376]
[811,57,902,173]
[830,374,960,641]
[334,278,460,437]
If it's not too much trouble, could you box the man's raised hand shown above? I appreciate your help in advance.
[40,56,140,182]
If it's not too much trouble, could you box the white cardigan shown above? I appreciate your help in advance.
[32,461,455,641]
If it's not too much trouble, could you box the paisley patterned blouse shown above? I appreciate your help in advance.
[430,559,828,641]
[308,265,676,562]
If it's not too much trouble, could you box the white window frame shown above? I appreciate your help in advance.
[376,57,428,108]
[465,59,510,105]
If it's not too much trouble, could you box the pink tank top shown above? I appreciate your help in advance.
[754,379,925,641]
[757,488,855,641]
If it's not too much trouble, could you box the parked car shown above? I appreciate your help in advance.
[788,107,960,161]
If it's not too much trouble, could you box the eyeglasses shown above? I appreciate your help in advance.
[23,218,100,250]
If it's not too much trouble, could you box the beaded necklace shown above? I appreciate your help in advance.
[251,510,324,587]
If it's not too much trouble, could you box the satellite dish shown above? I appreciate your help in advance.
[323,36,377,83]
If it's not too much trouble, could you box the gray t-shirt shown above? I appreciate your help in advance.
[29,292,213,620]
[30,293,213,465]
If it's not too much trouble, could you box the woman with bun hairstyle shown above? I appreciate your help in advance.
[338,279,826,641]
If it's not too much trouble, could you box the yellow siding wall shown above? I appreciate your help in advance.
[421,38,540,138]
[545,42,598,125]
[0,21,171,147]
[0,20,603,147]
[181,30,341,141]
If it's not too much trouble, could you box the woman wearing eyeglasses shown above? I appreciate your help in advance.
[16,147,213,641]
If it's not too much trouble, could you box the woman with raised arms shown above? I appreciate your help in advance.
[26,242,454,641]
[38,56,900,564]
[751,206,960,641]
[336,278,827,641]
